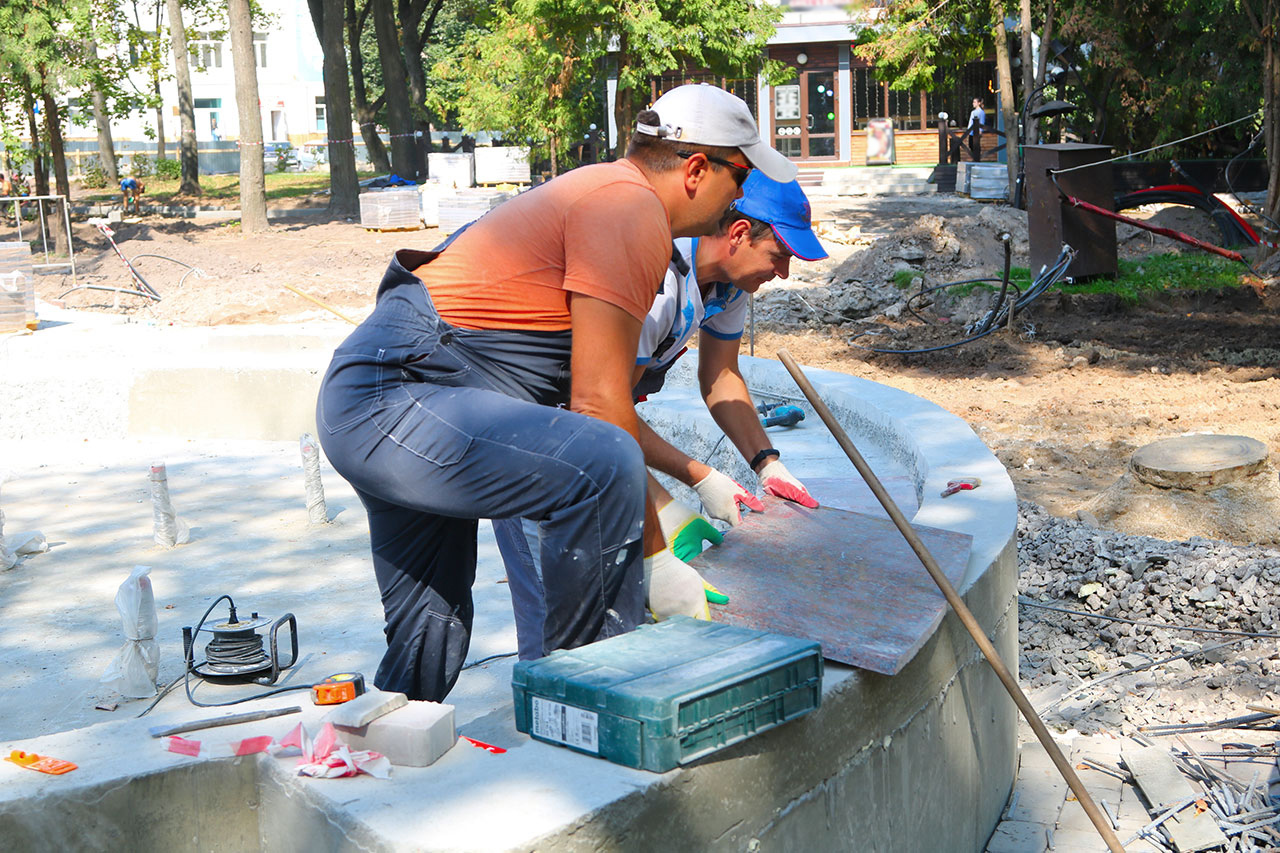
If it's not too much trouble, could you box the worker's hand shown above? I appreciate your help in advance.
[657,499,724,563]
[644,548,711,621]
[758,459,819,508]
[692,468,764,527]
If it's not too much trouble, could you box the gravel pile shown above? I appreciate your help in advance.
[1015,501,1280,732]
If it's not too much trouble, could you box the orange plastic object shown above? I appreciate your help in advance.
[311,681,359,705]
[6,750,77,775]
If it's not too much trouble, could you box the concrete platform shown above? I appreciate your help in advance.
[0,310,1018,851]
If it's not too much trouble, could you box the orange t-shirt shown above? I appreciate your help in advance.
[413,159,671,330]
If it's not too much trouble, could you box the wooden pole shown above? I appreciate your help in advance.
[776,349,1124,853]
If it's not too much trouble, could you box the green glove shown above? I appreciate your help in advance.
[657,499,727,604]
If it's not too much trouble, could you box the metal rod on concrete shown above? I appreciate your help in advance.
[280,282,359,325]
[148,705,302,738]
[776,349,1125,853]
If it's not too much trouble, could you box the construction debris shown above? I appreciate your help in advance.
[1016,502,1280,734]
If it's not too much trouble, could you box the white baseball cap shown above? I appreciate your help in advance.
[636,84,797,183]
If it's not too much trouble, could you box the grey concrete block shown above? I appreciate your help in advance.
[1007,780,1068,823]
[986,819,1049,853]
[1047,827,1113,852]
[334,699,457,767]
[323,688,407,729]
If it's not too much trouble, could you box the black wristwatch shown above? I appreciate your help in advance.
[750,448,780,472]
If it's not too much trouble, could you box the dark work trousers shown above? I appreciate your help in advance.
[493,357,682,660]
[317,250,647,701]
[967,129,982,161]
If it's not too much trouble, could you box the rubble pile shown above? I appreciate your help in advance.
[1015,502,1280,732]
[753,206,1031,330]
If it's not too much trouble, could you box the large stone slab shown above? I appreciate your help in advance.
[691,496,972,674]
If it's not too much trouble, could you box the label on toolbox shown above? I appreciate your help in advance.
[531,697,599,753]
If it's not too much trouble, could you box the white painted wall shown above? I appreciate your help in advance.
[62,0,341,145]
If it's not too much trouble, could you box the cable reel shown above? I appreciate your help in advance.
[183,596,298,687]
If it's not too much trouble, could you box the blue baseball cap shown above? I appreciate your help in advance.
[730,171,828,261]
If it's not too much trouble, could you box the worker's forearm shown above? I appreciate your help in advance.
[569,397,665,556]
[637,418,711,487]
[703,367,774,472]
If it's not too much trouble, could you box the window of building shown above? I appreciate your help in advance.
[649,73,758,119]
[850,67,886,130]
[887,86,921,131]
[315,96,326,132]
[927,62,997,127]
[254,32,268,68]
[194,98,222,109]
[195,36,222,69]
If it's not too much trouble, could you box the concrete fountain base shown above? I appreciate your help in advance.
[0,315,1018,851]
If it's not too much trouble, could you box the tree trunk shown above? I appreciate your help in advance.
[992,7,1019,201]
[229,0,269,232]
[1020,0,1036,145]
[40,81,71,257]
[1264,0,1280,252]
[399,0,444,169]
[612,44,634,160]
[372,0,417,179]
[25,93,48,196]
[87,39,120,184]
[347,0,391,173]
[168,0,202,195]
[153,81,167,161]
[309,0,360,215]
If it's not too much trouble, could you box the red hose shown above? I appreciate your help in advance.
[1062,195,1246,263]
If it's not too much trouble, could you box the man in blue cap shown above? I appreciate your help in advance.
[494,171,827,649]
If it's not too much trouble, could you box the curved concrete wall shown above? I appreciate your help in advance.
[0,322,1018,852]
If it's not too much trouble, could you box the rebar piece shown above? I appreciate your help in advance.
[299,433,329,525]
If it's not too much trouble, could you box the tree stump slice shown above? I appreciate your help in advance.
[1130,434,1269,490]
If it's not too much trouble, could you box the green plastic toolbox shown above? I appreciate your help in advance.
[511,616,822,772]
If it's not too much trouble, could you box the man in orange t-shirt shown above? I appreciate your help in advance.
[317,85,797,702]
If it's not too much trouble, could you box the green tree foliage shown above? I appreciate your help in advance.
[853,0,993,93]
[1053,0,1261,154]
[430,1,601,173]
[431,0,785,173]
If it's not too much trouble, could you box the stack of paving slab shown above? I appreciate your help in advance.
[958,162,1008,200]
[474,146,531,184]
[359,188,422,231]
[437,188,516,235]
[428,152,475,189]
[0,241,35,332]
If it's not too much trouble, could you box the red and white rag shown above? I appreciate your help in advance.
[162,721,391,779]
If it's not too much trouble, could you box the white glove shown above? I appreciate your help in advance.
[758,459,818,508]
[644,548,710,620]
[692,468,765,527]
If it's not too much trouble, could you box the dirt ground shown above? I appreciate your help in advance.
[30,189,1278,528]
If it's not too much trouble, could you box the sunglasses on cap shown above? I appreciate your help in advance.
[675,150,752,187]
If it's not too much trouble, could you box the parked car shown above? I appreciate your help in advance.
[263,141,299,172]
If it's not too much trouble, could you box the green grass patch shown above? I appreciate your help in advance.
[894,254,1246,303]
[1063,253,1246,303]
[81,170,377,205]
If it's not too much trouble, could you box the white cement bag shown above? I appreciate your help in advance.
[101,565,161,697]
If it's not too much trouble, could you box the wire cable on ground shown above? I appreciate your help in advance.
[1019,597,1280,640]
[852,244,1075,355]
[462,652,517,670]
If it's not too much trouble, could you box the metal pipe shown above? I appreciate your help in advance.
[776,348,1125,853]
[60,195,77,288]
